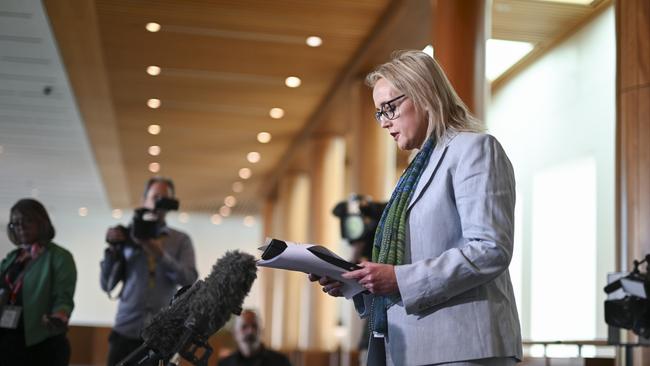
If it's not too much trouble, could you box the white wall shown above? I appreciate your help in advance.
[487,6,615,344]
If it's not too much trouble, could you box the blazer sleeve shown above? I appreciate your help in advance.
[395,134,516,314]
[51,248,77,316]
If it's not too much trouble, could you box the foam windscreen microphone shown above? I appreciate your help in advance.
[118,251,257,366]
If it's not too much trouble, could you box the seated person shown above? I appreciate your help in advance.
[218,309,291,366]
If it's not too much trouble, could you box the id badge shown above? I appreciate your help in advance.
[0,305,22,329]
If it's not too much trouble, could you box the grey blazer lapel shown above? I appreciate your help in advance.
[407,130,458,212]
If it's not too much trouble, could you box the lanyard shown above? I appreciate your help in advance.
[3,255,31,305]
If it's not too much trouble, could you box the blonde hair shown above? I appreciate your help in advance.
[366,50,484,141]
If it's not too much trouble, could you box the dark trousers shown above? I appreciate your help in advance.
[0,331,70,366]
[366,335,387,366]
[107,330,147,366]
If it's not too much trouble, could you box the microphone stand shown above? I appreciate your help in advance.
[117,326,213,366]
[169,324,213,366]
[117,344,162,366]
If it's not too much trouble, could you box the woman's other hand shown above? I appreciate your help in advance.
[342,261,399,296]
[308,274,344,297]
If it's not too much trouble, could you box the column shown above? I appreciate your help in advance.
[431,0,489,121]
[616,0,650,364]
[281,173,310,350]
[259,198,276,345]
[307,135,346,350]
[268,172,310,350]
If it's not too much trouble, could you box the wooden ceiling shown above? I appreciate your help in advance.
[42,0,610,215]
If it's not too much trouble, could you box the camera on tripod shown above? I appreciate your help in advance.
[107,197,180,246]
[604,254,650,339]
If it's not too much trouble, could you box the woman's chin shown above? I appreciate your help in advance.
[397,140,414,151]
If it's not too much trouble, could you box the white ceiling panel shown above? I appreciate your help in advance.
[0,0,109,220]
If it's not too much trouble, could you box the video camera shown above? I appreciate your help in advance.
[332,194,386,243]
[604,254,650,339]
[107,197,180,246]
[332,194,386,261]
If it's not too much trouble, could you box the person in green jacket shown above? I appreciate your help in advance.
[0,198,77,366]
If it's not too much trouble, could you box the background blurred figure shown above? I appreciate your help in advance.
[0,198,77,366]
[332,193,386,363]
[218,309,291,366]
[100,177,198,366]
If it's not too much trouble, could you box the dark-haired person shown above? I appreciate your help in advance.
[101,177,198,366]
[0,198,77,366]
[311,50,522,366]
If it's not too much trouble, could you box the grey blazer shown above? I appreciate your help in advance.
[356,131,522,366]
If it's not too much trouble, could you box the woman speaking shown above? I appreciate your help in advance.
[312,50,522,366]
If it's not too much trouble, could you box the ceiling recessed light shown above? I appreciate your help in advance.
[78,207,88,217]
[247,152,261,163]
[112,209,123,219]
[239,168,252,180]
[147,66,161,76]
[148,124,161,135]
[257,132,271,144]
[146,22,161,32]
[178,212,189,223]
[269,108,284,119]
[232,181,244,193]
[285,76,301,88]
[219,206,231,217]
[149,162,160,173]
[306,36,322,47]
[243,216,256,227]
[211,214,222,225]
[224,195,237,207]
[147,98,161,109]
[148,145,161,156]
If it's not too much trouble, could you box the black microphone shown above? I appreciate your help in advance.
[117,251,257,366]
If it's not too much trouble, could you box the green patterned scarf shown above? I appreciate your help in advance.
[370,136,435,335]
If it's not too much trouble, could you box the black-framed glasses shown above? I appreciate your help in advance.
[8,218,35,230]
[374,94,407,123]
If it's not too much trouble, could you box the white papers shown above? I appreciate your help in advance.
[257,238,365,299]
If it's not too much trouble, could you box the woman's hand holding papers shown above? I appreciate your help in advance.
[342,261,399,296]
[309,261,399,297]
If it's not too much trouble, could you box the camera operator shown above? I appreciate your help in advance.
[100,177,198,366]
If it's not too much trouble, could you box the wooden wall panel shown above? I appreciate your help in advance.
[68,325,111,366]
[431,0,488,120]
[636,87,650,260]
[618,0,638,90]
[639,1,650,86]
[617,0,650,364]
